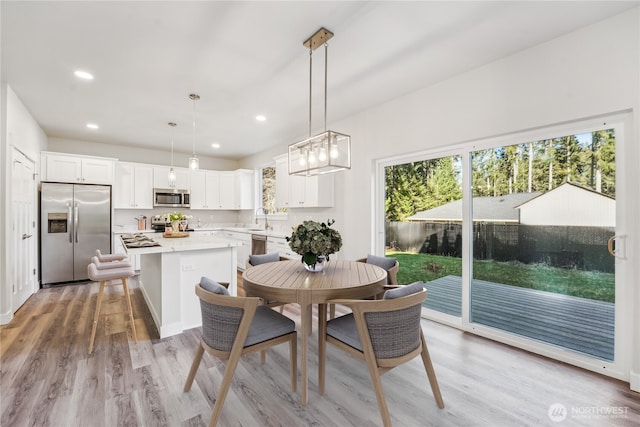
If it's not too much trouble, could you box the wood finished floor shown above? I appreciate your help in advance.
[1,276,639,427]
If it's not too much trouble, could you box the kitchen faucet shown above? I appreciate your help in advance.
[255,207,271,230]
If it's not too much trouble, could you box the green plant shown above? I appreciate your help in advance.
[287,219,342,265]
[166,212,191,221]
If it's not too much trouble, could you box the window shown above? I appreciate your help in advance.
[260,165,286,214]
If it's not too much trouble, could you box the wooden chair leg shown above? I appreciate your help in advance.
[366,361,392,427]
[121,277,138,343]
[260,350,266,364]
[184,343,205,392]
[420,333,445,409]
[290,332,297,392]
[88,280,106,354]
[329,303,336,320]
[209,353,243,427]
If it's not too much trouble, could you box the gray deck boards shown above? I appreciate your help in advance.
[422,275,614,361]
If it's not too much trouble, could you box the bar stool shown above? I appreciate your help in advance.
[95,249,128,263]
[87,257,137,354]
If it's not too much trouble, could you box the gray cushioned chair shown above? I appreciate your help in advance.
[246,254,290,313]
[318,282,444,427]
[184,278,297,427]
[356,254,399,286]
[328,254,400,319]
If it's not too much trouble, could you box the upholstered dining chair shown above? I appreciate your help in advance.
[184,277,297,427]
[356,254,399,286]
[328,254,400,320]
[318,282,444,427]
[245,253,289,312]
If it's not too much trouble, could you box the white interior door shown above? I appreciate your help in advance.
[11,148,37,310]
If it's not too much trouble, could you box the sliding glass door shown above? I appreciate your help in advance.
[470,130,616,360]
[377,116,628,376]
[384,156,463,319]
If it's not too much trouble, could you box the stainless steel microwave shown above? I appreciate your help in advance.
[153,188,190,208]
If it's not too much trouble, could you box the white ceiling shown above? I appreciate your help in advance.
[2,1,637,160]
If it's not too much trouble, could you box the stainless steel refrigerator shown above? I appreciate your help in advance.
[40,182,111,285]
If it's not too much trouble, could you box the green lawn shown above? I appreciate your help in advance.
[386,251,615,303]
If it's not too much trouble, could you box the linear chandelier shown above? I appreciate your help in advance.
[288,27,351,176]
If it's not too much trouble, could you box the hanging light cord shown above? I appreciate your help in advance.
[308,48,313,138]
[170,122,175,166]
[192,98,197,156]
[324,42,328,132]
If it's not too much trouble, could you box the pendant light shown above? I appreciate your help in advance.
[288,27,351,176]
[168,122,177,187]
[188,93,200,170]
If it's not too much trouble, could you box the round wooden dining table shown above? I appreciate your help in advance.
[242,259,387,404]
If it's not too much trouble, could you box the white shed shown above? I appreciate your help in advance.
[517,182,615,227]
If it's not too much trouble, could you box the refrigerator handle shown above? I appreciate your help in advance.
[74,204,79,243]
[67,204,73,244]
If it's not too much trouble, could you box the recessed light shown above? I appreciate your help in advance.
[74,70,94,80]
[256,115,266,122]
[86,123,99,130]
[211,143,220,149]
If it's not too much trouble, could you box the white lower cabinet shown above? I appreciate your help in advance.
[267,236,297,259]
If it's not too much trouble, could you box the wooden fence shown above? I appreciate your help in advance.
[385,222,615,273]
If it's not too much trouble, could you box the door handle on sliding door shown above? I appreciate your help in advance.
[607,235,625,259]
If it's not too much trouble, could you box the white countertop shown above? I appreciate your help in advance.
[113,226,290,239]
[121,233,239,255]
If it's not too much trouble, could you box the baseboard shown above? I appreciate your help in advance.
[0,309,14,325]
[630,369,640,392]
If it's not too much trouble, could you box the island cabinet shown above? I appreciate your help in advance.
[113,232,140,270]
[274,155,334,208]
[124,234,238,338]
[41,152,115,185]
[114,162,154,209]
[221,230,251,270]
[153,166,190,190]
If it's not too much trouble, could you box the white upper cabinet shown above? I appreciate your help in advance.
[41,152,114,185]
[189,170,220,210]
[114,162,153,209]
[218,172,236,209]
[234,169,254,210]
[190,169,254,210]
[153,166,190,189]
[275,155,333,208]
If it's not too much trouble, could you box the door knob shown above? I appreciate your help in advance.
[22,233,33,240]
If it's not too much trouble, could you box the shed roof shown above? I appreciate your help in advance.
[407,192,540,222]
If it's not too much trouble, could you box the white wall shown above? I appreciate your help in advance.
[239,9,640,387]
[519,185,616,227]
[242,9,639,258]
[1,84,48,323]
[47,137,240,171]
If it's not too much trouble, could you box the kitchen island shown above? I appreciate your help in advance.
[123,233,238,338]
